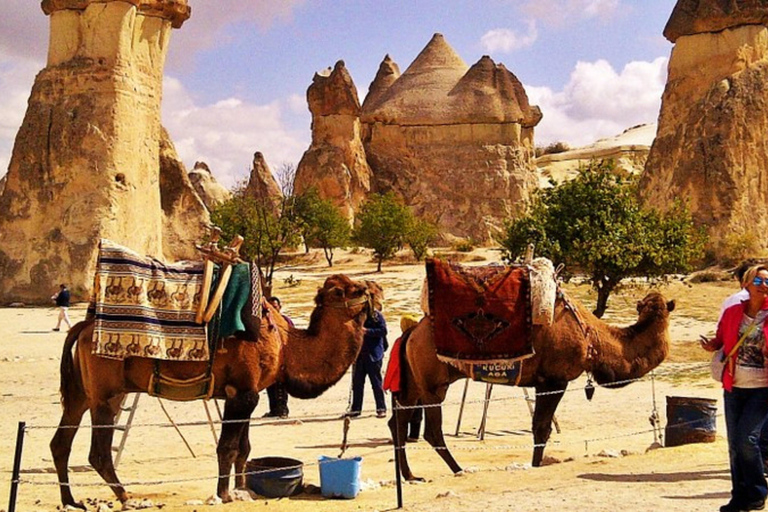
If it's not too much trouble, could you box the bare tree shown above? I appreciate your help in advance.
[275,162,296,198]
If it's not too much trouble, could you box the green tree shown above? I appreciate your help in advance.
[295,188,351,266]
[500,160,706,318]
[405,217,438,261]
[354,192,411,271]
[210,183,301,292]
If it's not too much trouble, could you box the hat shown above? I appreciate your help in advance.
[400,314,419,332]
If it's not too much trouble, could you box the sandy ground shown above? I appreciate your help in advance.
[0,249,743,512]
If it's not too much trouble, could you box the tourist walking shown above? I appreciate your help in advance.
[701,264,768,512]
[345,293,388,418]
[263,296,294,418]
[52,283,72,332]
[384,315,423,439]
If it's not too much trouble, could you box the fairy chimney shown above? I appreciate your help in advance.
[361,34,542,241]
[188,161,232,210]
[293,60,372,220]
[245,152,282,214]
[0,0,193,303]
[640,0,768,251]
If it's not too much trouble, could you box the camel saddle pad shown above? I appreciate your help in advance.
[90,240,261,361]
[426,258,533,362]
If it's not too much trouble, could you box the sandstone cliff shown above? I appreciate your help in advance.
[188,161,232,210]
[640,4,768,251]
[245,152,283,215]
[0,0,192,303]
[294,60,372,220]
[537,124,654,186]
[0,174,6,197]
[360,34,542,241]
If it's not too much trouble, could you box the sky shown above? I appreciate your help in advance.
[0,0,677,189]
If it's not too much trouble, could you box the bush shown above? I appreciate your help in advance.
[711,232,760,266]
[535,141,571,158]
[452,239,476,253]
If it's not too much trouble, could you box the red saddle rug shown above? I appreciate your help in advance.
[426,258,533,364]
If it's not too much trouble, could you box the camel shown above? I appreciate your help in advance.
[50,274,377,508]
[389,291,674,481]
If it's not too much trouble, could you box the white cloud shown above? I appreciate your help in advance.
[520,0,621,26]
[480,21,538,53]
[162,77,309,189]
[526,56,667,147]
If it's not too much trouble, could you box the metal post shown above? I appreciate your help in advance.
[393,398,403,509]
[478,383,493,440]
[454,379,470,436]
[8,421,26,512]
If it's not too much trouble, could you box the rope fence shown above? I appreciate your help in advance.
[7,364,720,511]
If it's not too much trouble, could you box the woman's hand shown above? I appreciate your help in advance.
[699,335,719,352]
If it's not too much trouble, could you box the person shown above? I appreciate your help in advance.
[263,296,294,419]
[345,292,388,418]
[52,284,72,332]
[383,315,423,440]
[701,265,768,512]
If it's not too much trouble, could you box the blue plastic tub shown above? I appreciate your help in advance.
[246,456,304,498]
[318,455,362,499]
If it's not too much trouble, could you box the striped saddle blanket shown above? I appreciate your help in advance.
[89,239,260,361]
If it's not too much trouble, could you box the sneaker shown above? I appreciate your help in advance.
[52,328,60,332]
[745,500,766,511]
[342,411,361,419]
[406,437,419,443]
[720,501,746,512]
[262,411,289,419]
[376,410,387,418]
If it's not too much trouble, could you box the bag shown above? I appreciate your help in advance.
[710,348,726,382]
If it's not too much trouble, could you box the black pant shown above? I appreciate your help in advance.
[266,382,289,416]
[350,358,386,413]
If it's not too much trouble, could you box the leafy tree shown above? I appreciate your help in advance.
[354,192,411,271]
[500,160,706,318]
[294,188,351,266]
[210,182,301,292]
[405,217,438,261]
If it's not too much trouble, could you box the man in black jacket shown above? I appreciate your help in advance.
[52,284,72,332]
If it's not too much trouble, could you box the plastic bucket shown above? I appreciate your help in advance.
[318,455,362,499]
[664,396,717,447]
[246,456,303,498]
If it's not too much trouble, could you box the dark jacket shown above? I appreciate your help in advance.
[55,289,71,308]
[359,310,388,362]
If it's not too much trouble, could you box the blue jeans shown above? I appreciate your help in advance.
[724,387,768,505]
[350,358,386,414]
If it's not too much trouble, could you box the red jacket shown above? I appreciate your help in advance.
[715,299,768,391]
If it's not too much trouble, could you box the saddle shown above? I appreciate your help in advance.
[426,258,555,385]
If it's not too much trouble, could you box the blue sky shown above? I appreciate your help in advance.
[0,0,676,188]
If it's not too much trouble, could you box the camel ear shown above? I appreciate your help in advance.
[666,300,676,312]
[636,300,643,313]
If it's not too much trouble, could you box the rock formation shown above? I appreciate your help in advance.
[188,161,232,210]
[537,124,655,186]
[0,174,6,197]
[640,1,768,250]
[0,0,193,303]
[158,128,210,260]
[360,34,542,241]
[245,152,283,214]
[293,60,372,220]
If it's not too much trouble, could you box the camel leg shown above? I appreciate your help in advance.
[50,386,89,509]
[234,393,258,489]
[216,390,258,502]
[88,395,128,503]
[531,381,567,467]
[423,400,462,474]
[388,396,423,482]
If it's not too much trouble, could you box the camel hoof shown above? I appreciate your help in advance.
[63,502,87,511]
[406,475,426,483]
[212,492,229,504]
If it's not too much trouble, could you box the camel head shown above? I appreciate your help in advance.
[306,274,373,336]
[635,292,675,324]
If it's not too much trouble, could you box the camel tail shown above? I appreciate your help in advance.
[59,320,89,410]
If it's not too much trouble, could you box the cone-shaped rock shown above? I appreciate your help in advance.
[294,60,372,220]
[641,1,768,252]
[188,161,232,210]
[245,152,282,215]
[0,0,194,303]
[664,0,768,42]
[360,34,541,241]
[361,55,401,112]
[0,174,6,197]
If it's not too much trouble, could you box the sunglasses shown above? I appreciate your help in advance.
[753,277,768,286]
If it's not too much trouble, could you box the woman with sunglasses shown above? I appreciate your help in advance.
[702,265,768,512]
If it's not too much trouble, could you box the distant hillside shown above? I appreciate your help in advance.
[535,123,656,186]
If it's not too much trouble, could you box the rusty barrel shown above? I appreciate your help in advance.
[665,396,717,447]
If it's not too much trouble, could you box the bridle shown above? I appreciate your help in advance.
[323,290,373,319]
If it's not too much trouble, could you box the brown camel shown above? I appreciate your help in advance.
[50,274,376,508]
[389,291,674,481]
